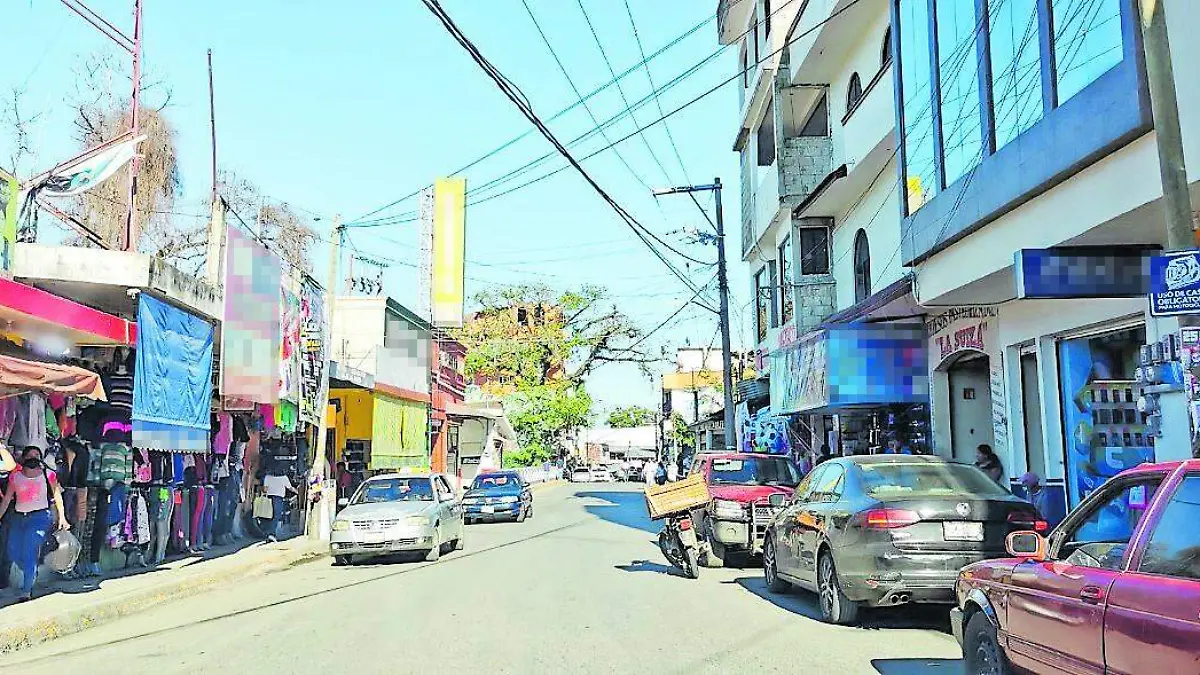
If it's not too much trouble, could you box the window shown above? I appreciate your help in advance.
[811,464,845,502]
[757,98,776,166]
[798,94,830,137]
[778,236,794,324]
[1058,477,1163,571]
[754,267,770,342]
[989,0,1044,150]
[764,0,772,36]
[1051,0,1123,105]
[936,0,984,187]
[846,72,864,114]
[741,44,749,88]
[1139,475,1200,580]
[898,0,938,214]
[881,26,893,67]
[798,226,829,275]
[853,229,871,303]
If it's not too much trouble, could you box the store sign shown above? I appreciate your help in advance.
[925,306,997,366]
[1150,250,1200,316]
[1015,247,1156,300]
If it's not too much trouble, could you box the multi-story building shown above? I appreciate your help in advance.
[891,0,1200,519]
[719,0,929,460]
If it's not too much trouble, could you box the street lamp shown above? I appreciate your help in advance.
[652,178,736,452]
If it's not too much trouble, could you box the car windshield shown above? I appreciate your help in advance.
[473,474,518,490]
[858,463,1009,498]
[709,457,800,487]
[351,478,434,504]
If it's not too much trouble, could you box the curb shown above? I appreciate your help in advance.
[0,541,328,655]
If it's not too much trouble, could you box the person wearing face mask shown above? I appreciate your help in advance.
[0,446,69,602]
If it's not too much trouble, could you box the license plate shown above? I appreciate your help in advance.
[678,528,698,547]
[482,505,495,514]
[943,522,984,541]
[360,530,390,543]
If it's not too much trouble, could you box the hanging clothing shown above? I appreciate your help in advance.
[213,413,232,455]
[99,443,133,488]
[8,394,48,451]
[102,369,134,412]
[0,396,18,440]
[133,448,152,484]
[232,415,250,444]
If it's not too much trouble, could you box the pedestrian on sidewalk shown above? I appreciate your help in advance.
[262,466,295,543]
[0,446,70,602]
[642,460,657,485]
[976,444,1004,484]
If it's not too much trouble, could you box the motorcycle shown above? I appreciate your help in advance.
[657,512,700,579]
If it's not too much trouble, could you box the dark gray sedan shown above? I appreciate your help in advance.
[763,455,1043,625]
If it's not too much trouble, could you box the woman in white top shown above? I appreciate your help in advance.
[0,446,68,601]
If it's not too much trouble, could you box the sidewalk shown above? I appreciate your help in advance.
[0,535,328,654]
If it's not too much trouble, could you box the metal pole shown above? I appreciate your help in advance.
[714,178,737,450]
[1138,0,1195,250]
[124,0,142,251]
[207,49,217,205]
[307,215,343,539]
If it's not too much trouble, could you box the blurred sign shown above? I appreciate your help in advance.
[1150,250,1200,316]
[432,177,466,327]
[1015,247,1156,299]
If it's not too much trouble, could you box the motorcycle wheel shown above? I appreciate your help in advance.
[683,546,700,579]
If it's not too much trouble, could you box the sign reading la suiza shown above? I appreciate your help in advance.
[1150,250,1200,316]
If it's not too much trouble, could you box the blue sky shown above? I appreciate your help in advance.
[1,1,751,414]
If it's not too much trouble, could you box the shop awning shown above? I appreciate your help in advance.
[0,277,135,347]
[770,324,928,415]
[0,348,106,400]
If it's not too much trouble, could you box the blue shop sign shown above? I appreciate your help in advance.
[1150,250,1200,316]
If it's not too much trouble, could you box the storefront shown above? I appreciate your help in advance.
[769,323,929,463]
[925,307,1002,463]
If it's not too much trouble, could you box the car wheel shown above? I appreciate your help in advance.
[763,538,789,592]
[702,536,726,569]
[425,532,441,562]
[964,611,1012,675]
[817,551,859,625]
[333,555,352,567]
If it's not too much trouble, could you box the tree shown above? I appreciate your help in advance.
[453,283,657,466]
[219,169,317,273]
[607,405,655,428]
[667,412,695,452]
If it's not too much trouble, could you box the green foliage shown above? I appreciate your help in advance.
[668,412,695,450]
[607,405,655,428]
[503,385,593,466]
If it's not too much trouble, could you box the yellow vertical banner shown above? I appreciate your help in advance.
[432,177,466,327]
[0,169,18,278]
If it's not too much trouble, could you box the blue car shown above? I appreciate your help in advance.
[461,471,533,524]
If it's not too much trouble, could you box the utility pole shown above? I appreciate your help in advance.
[204,49,223,286]
[652,178,738,451]
[1137,0,1195,461]
[124,0,143,251]
[307,215,343,539]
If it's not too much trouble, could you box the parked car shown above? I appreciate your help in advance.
[763,455,1043,624]
[692,453,801,567]
[953,459,1200,675]
[330,472,464,566]
[569,467,592,483]
[461,470,533,524]
[590,465,613,482]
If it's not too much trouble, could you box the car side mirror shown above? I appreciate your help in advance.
[768,493,786,508]
[1006,531,1048,561]
[337,498,349,507]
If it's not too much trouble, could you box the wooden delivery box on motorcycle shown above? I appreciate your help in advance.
[644,473,711,520]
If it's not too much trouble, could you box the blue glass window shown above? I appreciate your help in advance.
[989,0,1043,149]
[936,0,983,186]
[899,0,937,214]
[1051,0,1123,105]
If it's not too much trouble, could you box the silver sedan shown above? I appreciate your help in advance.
[330,473,465,565]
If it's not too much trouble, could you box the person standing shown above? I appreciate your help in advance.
[262,467,295,543]
[642,460,657,486]
[1020,472,1055,524]
[885,439,914,455]
[666,460,679,483]
[976,444,1004,484]
[0,446,69,602]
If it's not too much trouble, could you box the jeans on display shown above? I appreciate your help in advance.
[189,487,206,549]
[148,489,172,564]
[269,495,285,538]
[214,476,236,539]
[7,509,53,596]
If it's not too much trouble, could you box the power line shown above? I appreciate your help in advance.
[418,0,716,306]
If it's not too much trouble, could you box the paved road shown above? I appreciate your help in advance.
[0,483,963,674]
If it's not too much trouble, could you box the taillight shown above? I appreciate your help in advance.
[1008,511,1049,532]
[862,508,920,529]
[678,518,693,531]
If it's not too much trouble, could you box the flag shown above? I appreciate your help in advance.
[41,135,145,198]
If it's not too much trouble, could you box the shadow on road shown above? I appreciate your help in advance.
[871,658,963,674]
[614,559,690,578]
[731,576,955,633]
[572,490,659,534]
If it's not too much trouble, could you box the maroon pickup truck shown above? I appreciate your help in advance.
[952,459,1200,675]
[689,452,801,568]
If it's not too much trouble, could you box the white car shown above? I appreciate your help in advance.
[590,466,613,482]
[330,472,464,566]
[569,467,593,483]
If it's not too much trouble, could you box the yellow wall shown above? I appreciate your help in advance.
[328,388,374,460]
[662,370,722,391]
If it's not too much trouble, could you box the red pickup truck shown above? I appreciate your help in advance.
[689,452,801,568]
[952,458,1200,675]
